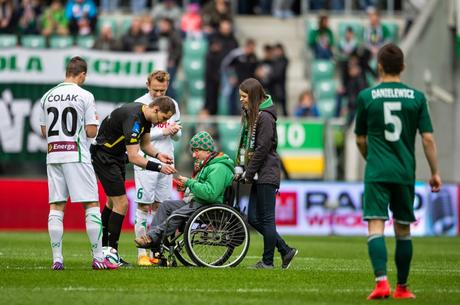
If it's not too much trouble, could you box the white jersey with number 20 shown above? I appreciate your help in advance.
[39,82,99,164]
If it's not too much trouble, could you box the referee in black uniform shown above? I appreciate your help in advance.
[91,96,176,265]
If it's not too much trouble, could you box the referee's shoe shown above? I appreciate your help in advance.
[118,256,131,267]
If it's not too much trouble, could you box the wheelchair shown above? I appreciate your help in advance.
[157,185,250,268]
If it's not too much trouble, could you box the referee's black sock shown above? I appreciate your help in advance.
[108,211,124,251]
[101,206,112,247]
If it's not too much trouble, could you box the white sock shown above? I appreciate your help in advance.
[376,275,388,282]
[135,209,149,257]
[48,210,64,263]
[85,207,103,261]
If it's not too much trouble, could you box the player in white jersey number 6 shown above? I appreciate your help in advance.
[133,70,182,266]
[39,57,118,271]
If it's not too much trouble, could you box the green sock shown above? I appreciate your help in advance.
[395,237,413,285]
[368,235,387,278]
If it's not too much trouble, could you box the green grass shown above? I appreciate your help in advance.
[0,232,459,305]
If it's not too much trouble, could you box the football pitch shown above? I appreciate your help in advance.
[0,232,459,305]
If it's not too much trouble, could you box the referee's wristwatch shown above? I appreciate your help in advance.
[157,164,162,172]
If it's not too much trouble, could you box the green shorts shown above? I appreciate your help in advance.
[363,182,416,224]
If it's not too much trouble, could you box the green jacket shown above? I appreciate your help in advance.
[184,153,235,204]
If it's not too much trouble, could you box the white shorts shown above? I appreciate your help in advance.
[47,163,99,203]
[134,168,172,204]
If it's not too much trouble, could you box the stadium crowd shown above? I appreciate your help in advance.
[0,0,403,119]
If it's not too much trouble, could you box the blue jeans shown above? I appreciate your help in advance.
[101,0,120,13]
[247,183,290,265]
[131,0,147,15]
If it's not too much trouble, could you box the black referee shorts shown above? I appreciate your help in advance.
[90,145,127,197]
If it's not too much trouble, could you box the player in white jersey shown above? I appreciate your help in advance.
[39,56,118,271]
[133,70,182,266]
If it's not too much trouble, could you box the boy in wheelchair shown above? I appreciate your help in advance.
[135,131,235,257]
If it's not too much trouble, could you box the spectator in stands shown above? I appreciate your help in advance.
[156,17,182,99]
[363,7,390,59]
[204,39,224,115]
[121,17,149,52]
[308,12,334,60]
[337,26,359,87]
[358,0,379,10]
[272,0,294,19]
[294,90,319,117]
[180,3,202,37]
[41,0,69,37]
[100,0,120,14]
[131,0,147,15]
[140,15,158,51]
[65,0,97,36]
[255,44,275,96]
[16,0,42,35]
[231,39,259,85]
[93,23,120,51]
[309,0,344,10]
[151,0,182,29]
[0,0,16,34]
[202,0,233,34]
[256,44,289,116]
[221,38,258,115]
[271,43,289,116]
[209,18,238,58]
[341,57,368,126]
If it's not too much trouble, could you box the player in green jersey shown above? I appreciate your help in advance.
[354,43,442,300]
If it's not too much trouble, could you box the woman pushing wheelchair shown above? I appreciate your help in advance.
[235,78,298,269]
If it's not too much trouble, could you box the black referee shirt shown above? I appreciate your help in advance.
[95,102,151,157]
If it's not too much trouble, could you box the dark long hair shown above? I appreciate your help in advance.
[239,78,266,130]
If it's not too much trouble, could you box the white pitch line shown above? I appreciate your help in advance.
[3,286,460,294]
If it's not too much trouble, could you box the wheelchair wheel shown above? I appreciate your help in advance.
[184,205,250,268]
[173,233,196,267]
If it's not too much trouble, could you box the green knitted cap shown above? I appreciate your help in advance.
[189,131,215,152]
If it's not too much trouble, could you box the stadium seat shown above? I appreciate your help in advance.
[217,94,230,116]
[218,121,240,159]
[220,139,238,160]
[49,36,74,49]
[187,79,205,97]
[311,60,335,84]
[382,21,399,43]
[183,38,208,57]
[316,98,336,119]
[21,35,46,49]
[183,58,205,78]
[314,80,337,100]
[119,16,133,37]
[0,34,17,48]
[186,96,205,115]
[337,21,364,42]
[76,35,95,49]
[218,121,241,140]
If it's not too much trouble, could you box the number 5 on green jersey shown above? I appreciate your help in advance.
[383,102,402,142]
